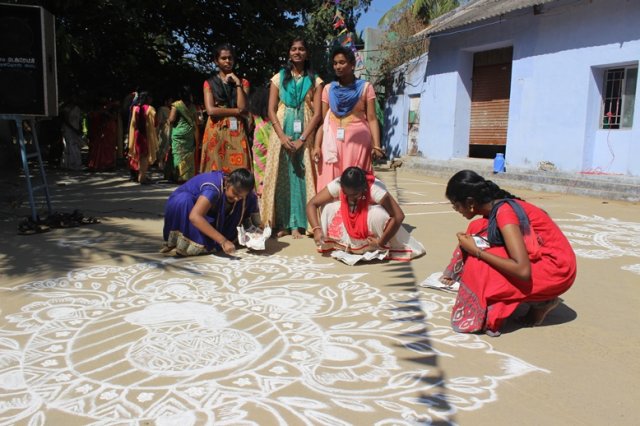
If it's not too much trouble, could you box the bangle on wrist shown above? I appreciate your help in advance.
[476,248,483,259]
[311,226,321,232]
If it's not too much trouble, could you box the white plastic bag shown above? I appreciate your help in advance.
[237,225,271,251]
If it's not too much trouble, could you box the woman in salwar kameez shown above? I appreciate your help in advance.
[156,96,173,170]
[200,44,251,174]
[313,46,385,192]
[440,170,577,336]
[306,166,425,262]
[169,87,199,183]
[162,168,260,256]
[260,37,323,238]
[128,92,158,183]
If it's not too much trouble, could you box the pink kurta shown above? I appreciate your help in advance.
[316,82,376,192]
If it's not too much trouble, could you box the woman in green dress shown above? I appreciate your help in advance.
[260,37,323,238]
[168,86,200,183]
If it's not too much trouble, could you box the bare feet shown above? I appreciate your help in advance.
[519,298,561,327]
[291,229,303,239]
[276,229,290,238]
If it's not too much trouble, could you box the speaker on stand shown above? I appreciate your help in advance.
[0,3,58,222]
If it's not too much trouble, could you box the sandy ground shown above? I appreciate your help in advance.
[0,167,639,425]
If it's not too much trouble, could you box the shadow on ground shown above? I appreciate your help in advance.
[500,299,578,335]
[0,168,174,279]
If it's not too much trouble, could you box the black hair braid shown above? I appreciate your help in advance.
[485,180,523,201]
[445,169,524,204]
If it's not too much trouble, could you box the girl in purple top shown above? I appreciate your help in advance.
[162,168,260,256]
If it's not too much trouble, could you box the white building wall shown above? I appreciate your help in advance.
[385,0,640,176]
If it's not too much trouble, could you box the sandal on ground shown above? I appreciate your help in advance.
[18,218,50,235]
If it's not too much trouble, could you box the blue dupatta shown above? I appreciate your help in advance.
[328,79,365,118]
[487,199,531,246]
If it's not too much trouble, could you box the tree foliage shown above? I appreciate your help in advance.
[299,0,370,80]
[378,0,459,27]
[376,0,459,91]
[5,0,370,107]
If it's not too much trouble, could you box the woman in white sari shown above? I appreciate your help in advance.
[306,166,424,261]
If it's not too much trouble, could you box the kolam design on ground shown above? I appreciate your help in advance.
[0,255,545,425]
[558,214,640,275]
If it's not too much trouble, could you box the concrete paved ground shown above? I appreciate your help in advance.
[0,167,638,425]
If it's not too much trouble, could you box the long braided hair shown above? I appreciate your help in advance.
[134,91,150,137]
[445,170,522,205]
[446,170,528,245]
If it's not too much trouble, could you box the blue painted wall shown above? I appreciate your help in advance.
[385,0,640,175]
[384,53,428,160]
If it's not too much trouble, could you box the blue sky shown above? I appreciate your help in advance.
[356,0,396,33]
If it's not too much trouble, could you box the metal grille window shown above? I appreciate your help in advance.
[602,66,637,129]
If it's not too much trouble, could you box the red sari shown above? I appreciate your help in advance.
[445,200,577,333]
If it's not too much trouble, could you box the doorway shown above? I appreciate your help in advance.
[469,47,513,158]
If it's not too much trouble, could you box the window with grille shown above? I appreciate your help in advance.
[601,66,637,129]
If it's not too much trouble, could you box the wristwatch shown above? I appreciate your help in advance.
[299,135,306,142]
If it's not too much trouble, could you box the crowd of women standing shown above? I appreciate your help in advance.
[163,38,390,237]
[162,38,426,256]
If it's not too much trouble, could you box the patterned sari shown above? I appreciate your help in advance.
[443,200,577,334]
[251,115,272,195]
[260,70,320,231]
[170,100,197,183]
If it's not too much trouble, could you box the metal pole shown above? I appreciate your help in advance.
[14,117,39,222]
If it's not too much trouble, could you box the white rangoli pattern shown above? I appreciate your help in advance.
[0,255,546,425]
[557,214,640,275]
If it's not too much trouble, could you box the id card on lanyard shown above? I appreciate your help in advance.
[293,119,302,134]
[229,117,238,131]
[336,127,345,141]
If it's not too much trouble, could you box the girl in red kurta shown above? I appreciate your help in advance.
[440,170,576,336]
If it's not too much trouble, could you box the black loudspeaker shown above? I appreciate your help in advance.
[0,3,58,117]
